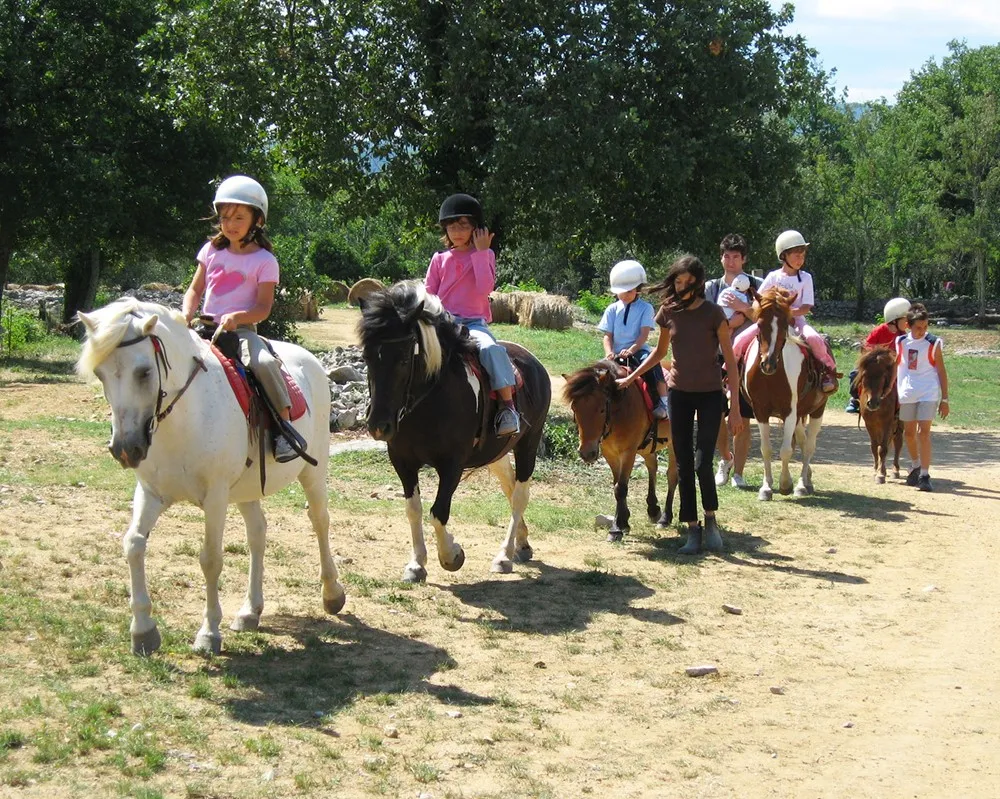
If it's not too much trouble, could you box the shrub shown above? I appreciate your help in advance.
[576,289,612,317]
[0,304,48,355]
[542,418,579,461]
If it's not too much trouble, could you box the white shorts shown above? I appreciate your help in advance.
[899,401,938,422]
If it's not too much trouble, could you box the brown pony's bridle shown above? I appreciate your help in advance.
[117,322,207,440]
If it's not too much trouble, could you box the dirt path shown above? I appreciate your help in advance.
[2,310,999,797]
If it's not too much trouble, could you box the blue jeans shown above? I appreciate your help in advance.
[455,317,516,391]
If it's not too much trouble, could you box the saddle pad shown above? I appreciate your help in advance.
[211,346,308,421]
[465,356,524,399]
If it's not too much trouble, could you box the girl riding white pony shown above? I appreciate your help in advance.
[77,298,345,655]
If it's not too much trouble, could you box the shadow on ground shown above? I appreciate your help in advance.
[633,528,868,585]
[215,613,488,727]
[448,562,684,633]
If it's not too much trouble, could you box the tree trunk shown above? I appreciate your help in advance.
[0,237,12,312]
[974,249,986,322]
[62,248,101,324]
[853,250,866,321]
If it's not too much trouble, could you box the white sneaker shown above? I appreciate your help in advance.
[714,458,733,487]
[730,473,748,489]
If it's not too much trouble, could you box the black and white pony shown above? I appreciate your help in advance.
[359,281,551,581]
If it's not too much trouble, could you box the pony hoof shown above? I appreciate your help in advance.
[131,626,161,657]
[193,633,222,656]
[440,547,466,572]
[795,484,813,497]
[513,544,533,563]
[647,506,661,523]
[491,558,513,574]
[230,614,260,632]
[402,565,428,584]
[779,485,793,496]
[607,531,624,543]
[323,590,347,615]
[655,511,673,529]
[758,488,773,501]
[875,474,886,484]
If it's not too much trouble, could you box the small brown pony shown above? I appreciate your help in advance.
[854,346,903,483]
[743,287,829,500]
[563,360,677,542]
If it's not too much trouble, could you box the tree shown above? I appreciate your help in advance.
[0,0,233,319]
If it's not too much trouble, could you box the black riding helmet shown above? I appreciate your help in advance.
[438,193,485,227]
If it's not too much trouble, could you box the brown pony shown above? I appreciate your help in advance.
[563,360,677,542]
[743,287,829,501]
[854,346,903,483]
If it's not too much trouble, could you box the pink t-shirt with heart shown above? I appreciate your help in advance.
[197,242,279,319]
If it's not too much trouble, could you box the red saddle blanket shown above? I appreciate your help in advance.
[212,345,308,421]
[464,356,524,400]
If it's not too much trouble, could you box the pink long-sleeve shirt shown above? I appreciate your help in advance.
[424,248,496,322]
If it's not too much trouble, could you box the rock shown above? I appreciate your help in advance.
[594,514,614,530]
[685,665,719,677]
[328,364,363,383]
[842,721,854,728]
[770,686,786,695]
[383,725,399,739]
[722,604,743,615]
[261,769,276,782]
[445,710,463,719]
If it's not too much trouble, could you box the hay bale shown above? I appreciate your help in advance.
[322,281,350,304]
[348,278,386,307]
[489,292,518,323]
[523,293,573,330]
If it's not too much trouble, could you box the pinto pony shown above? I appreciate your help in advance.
[854,345,903,483]
[77,299,345,655]
[743,287,829,501]
[359,281,551,581]
[563,360,677,542]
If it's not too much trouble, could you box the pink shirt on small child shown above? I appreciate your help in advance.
[197,242,279,319]
[424,248,496,321]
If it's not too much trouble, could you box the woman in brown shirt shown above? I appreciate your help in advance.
[618,254,743,554]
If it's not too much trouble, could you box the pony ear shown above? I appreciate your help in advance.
[76,311,97,335]
[142,315,159,336]
[400,299,425,326]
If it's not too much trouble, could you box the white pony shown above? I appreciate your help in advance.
[77,298,345,655]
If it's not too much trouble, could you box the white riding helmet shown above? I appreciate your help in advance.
[731,273,751,293]
[775,230,809,260]
[609,260,647,293]
[883,297,911,323]
[213,175,268,223]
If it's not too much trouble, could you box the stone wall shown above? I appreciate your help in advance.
[814,297,995,323]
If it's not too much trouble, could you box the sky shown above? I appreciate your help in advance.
[769,1,1000,103]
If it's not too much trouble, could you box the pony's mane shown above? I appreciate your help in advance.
[756,286,796,319]
[856,344,895,373]
[358,280,477,375]
[77,298,189,378]
[562,359,623,403]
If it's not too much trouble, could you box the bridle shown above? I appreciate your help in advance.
[369,332,442,425]
[117,318,207,439]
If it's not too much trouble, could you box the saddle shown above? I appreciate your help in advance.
[464,350,524,452]
[193,321,317,492]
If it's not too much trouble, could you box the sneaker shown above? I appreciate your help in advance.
[730,473,748,489]
[845,397,860,414]
[495,406,521,436]
[714,458,733,487]
[652,399,669,420]
[274,434,300,463]
[917,474,932,492]
[905,467,920,487]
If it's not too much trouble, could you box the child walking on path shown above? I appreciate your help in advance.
[424,193,520,436]
[896,303,949,492]
[617,254,744,555]
[845,297,911,413]
[182,175,301,462]
[598,260,670,419]
[732,230,840,393]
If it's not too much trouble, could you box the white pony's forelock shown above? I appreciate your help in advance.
[77,298,188,378]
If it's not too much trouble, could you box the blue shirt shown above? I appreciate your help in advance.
[598,298,656,355]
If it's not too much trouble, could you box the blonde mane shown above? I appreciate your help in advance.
[77,298,190,378]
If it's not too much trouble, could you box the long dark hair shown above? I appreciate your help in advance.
[649,254,706,313]
[209,204,274,253]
